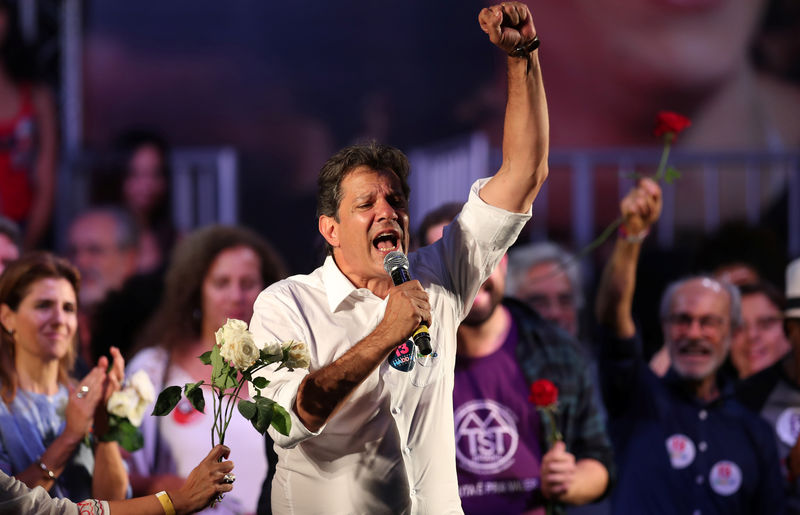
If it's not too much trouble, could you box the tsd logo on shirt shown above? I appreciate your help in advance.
[454,399,519,475]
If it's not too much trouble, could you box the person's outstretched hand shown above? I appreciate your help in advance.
[478,2,537,55]
[169,445,235,515]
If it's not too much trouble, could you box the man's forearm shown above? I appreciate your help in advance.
[595,238,641,339]
[561,458,609,505]
[295,329,397,432]
[480,51,549,213]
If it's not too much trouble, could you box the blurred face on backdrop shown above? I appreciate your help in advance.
[0,278,77,365]
[513,261,578,338]
[67,213,138,308]
[730,292,789,379]
[123,143,167,216]
[320,167,409,288]
[201,245,264,336]
[532,0,767,93]
[0,234,19,275]
[663,279,734,381]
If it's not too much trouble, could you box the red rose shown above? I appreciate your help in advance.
[653,111,691,140]
[529,379,558,407]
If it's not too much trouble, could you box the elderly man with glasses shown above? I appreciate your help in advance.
[594,178,784,515]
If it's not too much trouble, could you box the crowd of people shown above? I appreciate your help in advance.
[0,2,799,515]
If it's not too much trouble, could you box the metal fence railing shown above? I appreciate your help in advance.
[408,132,800,258]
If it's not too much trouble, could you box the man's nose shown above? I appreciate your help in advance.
[375,198,398,221]
[686,317,704,338]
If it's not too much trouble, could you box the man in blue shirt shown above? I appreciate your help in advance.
[594,178,784,514]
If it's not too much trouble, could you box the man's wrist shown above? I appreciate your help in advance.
[618,224,650,243]
[508,35,540,57]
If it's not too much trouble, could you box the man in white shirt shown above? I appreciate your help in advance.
[251,3,549,513]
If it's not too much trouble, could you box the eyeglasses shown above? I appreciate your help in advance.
[742,316,783,333]
[664,313,727,332]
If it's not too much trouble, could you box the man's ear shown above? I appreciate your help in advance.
[318,215,340,249]
[0,304,15,335]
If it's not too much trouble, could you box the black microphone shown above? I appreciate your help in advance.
[383,251,433,356]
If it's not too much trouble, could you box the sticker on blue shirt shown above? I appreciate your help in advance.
[709,461,742,496]
[388,340,415,372]
[665,434,696,469]
[776,407,800,446]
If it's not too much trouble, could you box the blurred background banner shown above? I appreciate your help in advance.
[7,0,799,279]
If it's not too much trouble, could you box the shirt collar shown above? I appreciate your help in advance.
[663,368,735,406]
[322,255,359,312]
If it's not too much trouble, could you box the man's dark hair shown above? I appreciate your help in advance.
[316,142,411,221]
[416,202,463,248]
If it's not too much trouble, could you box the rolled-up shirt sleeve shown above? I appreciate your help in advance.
[249,287,323,448]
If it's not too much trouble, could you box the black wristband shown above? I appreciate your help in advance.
[508,35,540,58]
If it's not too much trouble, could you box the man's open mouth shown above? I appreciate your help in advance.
[677,343,712,357]
[373,230,401,253]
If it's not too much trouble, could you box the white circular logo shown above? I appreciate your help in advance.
[665,434,696,469]
[454,399,519,474]
[776,408,800,447]
[709,460,742,496]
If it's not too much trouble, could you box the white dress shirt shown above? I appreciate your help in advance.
[250,178,531,514]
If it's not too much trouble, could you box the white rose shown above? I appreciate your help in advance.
[261,340,282,359]
[215,318,249,347]
[129,370,155,404]
[283,340,311,370]
[218,319,259,370]
[107,390,137,420]
[128,398,149,427]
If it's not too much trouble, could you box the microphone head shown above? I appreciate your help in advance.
[383,251,408,275]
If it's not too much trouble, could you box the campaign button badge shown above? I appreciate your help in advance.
[665,434,696,469]
[776,407,800,447]
[709,460,742,496]
[388,340,415,372]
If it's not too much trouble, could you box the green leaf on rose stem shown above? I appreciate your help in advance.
[210,345,234,389]
[238,399,257,420]
[152,385,182,416]
[222,366,239,390]
[198,350,212,365]
[184,380,203,394]
[210,345,223,377]
[251,376,268,389]
[185,383,206,413]
[664,166,682,185]
[270,403,292,436]
[109,417,144,452]
[253,402,274,434]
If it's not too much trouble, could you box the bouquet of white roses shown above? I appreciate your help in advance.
[152,318,310,446]
[101,370,155,451]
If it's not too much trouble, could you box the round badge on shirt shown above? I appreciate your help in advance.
[454,399,519,475]
[665,434,696,469]
[709,460,742,496]
[172,397,204,425]
[776,407,800,447]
